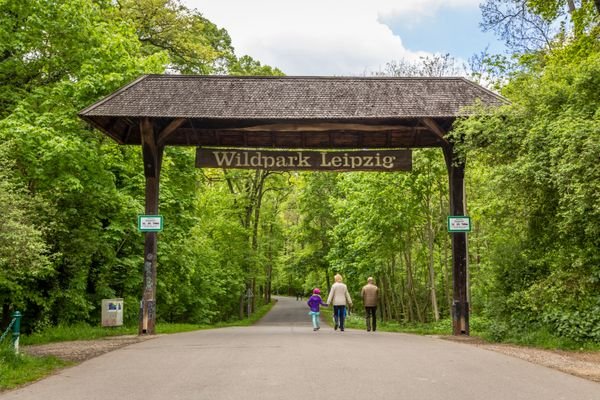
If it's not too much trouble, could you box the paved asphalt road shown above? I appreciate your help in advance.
[3,296,599,400]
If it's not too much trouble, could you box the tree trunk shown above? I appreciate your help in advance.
[440,190,452,317]
[389,255,403,321]
[239,292,245,320]
[426,213,440,321]
[251,278,256,313]
[381,272,393,321]
[404,244,423,323]
[398,254,413,322]
[265,223,273,304]
[250,171,269,313]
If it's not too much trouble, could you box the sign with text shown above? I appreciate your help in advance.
[448,216,471,232]
[101,298,123,327]
[138,215,163,232]
[196,148,412,171]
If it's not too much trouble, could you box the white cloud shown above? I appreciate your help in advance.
[375,0,479,30]
[185,0,478,75]
[373,0,479,17]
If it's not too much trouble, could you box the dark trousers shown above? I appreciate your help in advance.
[333,305,346,330]
[365,306,377,331]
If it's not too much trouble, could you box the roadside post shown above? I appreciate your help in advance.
[12,311,21,354]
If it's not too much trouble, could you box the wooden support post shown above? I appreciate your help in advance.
[443,144,469,335]
[139,118,163,335]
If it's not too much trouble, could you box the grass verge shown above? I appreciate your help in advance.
[21,300,276,346]
[320,308,462,335]
[321,308,600,351]
[479,328,600,351]
[0,346,72,390]
[21,325,136,346]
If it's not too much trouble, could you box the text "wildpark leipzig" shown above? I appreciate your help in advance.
[195,149,412,172]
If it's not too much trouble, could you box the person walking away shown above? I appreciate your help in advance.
[327,274,353,332]
[361,277,379,332]
[307,288,328,331]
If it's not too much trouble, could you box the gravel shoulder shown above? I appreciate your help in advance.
[23,335,158,362]
[22,333,600,383]
[441,335,600,383]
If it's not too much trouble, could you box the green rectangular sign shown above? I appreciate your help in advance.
[138,215,163,232]
[448,216,471,232]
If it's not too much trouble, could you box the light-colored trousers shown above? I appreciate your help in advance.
[309,311,320,328]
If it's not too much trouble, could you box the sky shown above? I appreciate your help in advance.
[185,0,506,76]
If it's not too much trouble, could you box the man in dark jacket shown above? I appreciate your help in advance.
[361,277,379,332]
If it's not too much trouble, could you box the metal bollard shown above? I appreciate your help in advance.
[12,311,21,354]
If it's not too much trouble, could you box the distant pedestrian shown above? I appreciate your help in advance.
[361,277,379,332]
[307,288,328,331]
[327,274,353,332]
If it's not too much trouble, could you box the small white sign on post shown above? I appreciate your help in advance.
[138,215,163,232]
[448,216,471,232]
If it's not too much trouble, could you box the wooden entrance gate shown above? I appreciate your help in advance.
[79,75,505,335]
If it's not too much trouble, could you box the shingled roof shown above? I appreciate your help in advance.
[79,75,505,148]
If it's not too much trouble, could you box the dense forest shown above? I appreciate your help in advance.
[0,0,598,344]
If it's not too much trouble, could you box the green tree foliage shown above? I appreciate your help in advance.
[0,0,163,328]
[480,0,599,51]
[277,151,450,323]
[455,8,600,341]
[157,173,248,323]
[0,154,52,327]
[0,0,282,330]
[115,0,283,75]
[116,0,229,74]
[294,173,339,291]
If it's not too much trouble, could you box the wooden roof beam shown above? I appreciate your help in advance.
[157,118,186,147]
[420,118,449,145]
[236,122,420,133]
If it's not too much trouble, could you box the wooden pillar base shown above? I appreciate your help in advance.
[452,301,470,335]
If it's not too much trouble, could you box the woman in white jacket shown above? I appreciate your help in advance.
[327,274,353,331]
